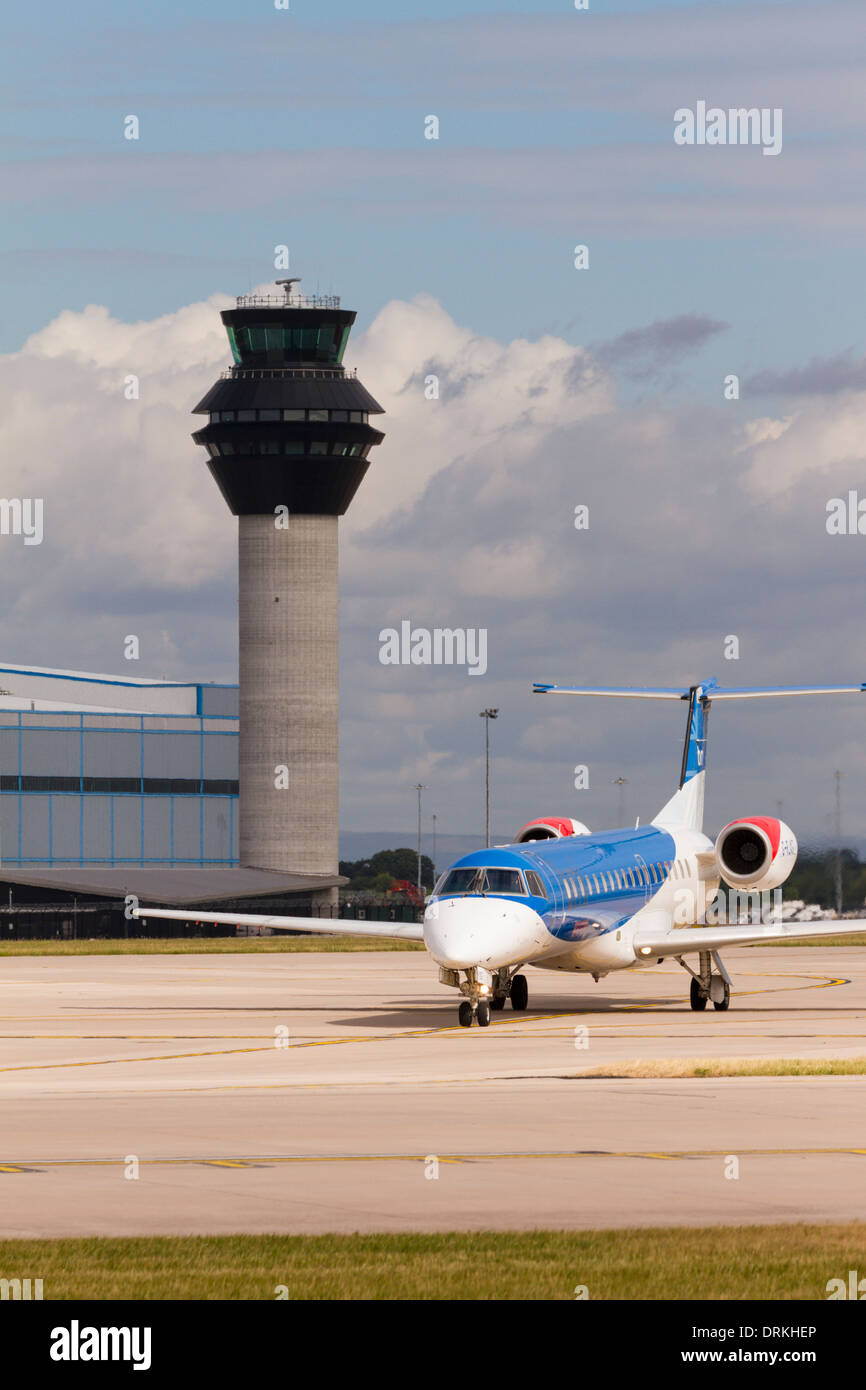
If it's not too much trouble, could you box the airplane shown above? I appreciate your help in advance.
[133,679,866,1028]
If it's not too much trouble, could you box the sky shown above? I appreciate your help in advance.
[2,0,866,849]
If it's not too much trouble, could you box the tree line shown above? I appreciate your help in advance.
[339,848,436,893]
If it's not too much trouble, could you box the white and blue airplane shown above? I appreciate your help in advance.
[135,679,866,1028]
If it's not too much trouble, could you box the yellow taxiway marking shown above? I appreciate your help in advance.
[0,1034,277,1041]
[3,1146,866,1171]
[0,972,851,1073]
[0,1044,276,1074]
[3,1029,865,1046]
[200,1159,256,1168]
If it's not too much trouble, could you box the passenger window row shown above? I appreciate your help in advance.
[561,859,690,902]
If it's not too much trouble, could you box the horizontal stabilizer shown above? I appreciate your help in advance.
[533,684,689,699]
[533,681,866,701]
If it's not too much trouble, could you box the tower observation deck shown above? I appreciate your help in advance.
[192,283,385,901]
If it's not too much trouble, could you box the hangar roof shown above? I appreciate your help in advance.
[0,867,344,905]
[0,663,236,717]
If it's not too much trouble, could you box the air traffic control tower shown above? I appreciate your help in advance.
[192,281,385,907]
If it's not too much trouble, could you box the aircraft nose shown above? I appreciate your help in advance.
[423,895,548,969]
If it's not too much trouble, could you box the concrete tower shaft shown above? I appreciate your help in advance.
[192,285,385,898]
[238,514,338,876]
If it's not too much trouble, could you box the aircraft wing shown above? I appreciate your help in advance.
[634,920,866,957]
[131,907,425,943]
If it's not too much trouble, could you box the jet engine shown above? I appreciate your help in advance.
[714,816,797,890]
[514,817,591,843]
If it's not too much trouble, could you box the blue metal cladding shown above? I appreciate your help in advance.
[0,711,239,866]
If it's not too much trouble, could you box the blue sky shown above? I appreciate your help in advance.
[4,0,865,406]
[3,0,866,842]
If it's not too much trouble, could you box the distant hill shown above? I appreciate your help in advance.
[340,831,866,889]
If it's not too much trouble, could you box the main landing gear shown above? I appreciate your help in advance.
[449,967,529,1026]
[680,950,732,1012]
[510,974,528,1011]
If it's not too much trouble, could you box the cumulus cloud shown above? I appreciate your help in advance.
[346,293,613,531]
[742,394,866,497]
[3,289,866,839]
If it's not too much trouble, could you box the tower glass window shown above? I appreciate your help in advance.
[229,322,348,366]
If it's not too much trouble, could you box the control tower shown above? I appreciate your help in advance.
[192,281,385,906]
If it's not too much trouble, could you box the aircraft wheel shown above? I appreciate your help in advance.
[713,980,731,1011]
[476,1000,491,1027]
[458,1001,473,1028]
[510,974,528,1011]
[490,994,506,1011]
[690,977,708,1012]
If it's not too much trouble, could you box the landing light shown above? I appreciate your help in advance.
[638,945,652,956]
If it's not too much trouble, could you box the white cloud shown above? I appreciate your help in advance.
[5,288,866,836]
[743,395,866,498]
[346,293,613,533]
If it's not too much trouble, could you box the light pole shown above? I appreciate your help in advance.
[479,708,499,847]
[834,770,843,915]
[431,813,438,873]
[612,776,628,827]
[412,784,428,892]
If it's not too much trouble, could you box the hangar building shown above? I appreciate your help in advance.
[0,663,343,936]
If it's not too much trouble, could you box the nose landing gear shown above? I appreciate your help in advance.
[453,965,528,1026]
[457,998,491,1027]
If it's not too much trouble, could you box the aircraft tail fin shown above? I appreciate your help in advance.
[532,678,866,836]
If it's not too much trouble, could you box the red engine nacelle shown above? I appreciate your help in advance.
[514,816,591,843]
[714,816,797,891]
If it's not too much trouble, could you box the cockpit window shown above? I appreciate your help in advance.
[438,868,479,895]
[483,869,526,894]
[437,867,527,896]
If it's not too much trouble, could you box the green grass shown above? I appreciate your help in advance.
[0,936,423,956]
[1,1226,864,1299]
[579,1057,866,1079]
[2,933,864,957]
[760,934,866,947]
